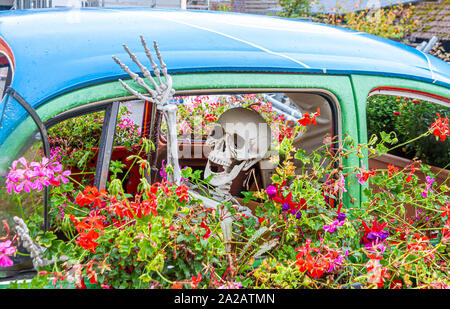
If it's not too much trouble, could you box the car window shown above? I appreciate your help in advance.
[156,91,334,195]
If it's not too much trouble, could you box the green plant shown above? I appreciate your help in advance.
[394,99,450,169]
[48,105,141,169]
[4,100,449,290]
[367,95,450,168]
[277,0,312,18]
[313,4,418,41]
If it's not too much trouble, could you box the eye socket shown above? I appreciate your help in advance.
[209,124,224,140]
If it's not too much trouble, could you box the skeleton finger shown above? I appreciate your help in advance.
[123,43,160,93]
[117,46,158,97]
[118,79,156,103]
[153,40,169,90]
[140,36,163,87]
[112,54,158,99]
[138,36,162,92]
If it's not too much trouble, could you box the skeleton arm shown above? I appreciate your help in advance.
[113,39,259,253]
[188,190,233,251]
[112,37,181,185]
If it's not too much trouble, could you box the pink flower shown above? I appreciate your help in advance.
[327,249,348,272]
[6,156,71,195]
[323,220,344,233]
[366,257,391,288]
[0,240,16,267]
[421,176,435,198]
[356,161,376,185]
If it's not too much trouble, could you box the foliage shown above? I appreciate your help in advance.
[367,95,450,168]
[277,0,312,18]
[163,94,300,143]
[3,101,450,290]
[213,1,232,12]
[48,105,141,169]
[309,3,418,41]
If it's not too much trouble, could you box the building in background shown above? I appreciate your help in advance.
[409,0,450,54]
[6,0,182,9]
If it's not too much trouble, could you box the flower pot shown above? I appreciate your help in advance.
[69,145,144,194]
[368,153,450,187]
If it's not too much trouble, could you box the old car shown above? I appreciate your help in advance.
[0,7,449,283]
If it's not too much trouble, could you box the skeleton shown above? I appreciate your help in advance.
[13,216,65,269]
[113,37,271,250]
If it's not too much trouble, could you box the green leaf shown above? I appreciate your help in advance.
[38,231,57,248]
[294,149,310,164]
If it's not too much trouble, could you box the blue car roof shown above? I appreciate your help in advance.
[0,7,449,142]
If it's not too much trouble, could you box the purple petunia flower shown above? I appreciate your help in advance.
[337,212,346,223]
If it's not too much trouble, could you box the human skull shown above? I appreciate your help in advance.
[204,107,271,187]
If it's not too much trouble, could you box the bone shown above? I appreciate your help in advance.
[153,40,167,86]
[140,35,162,92]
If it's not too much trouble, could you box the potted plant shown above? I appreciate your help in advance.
[48,105,144,192]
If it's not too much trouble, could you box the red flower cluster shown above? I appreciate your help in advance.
[200,219,211,240]
[404,163,417,183]
[70,181,193,253]
[70,212,105,253]
[294,239,341,279]
[366,256,391,288]
[191,273,203,289]
[75,186,107,208]
[430,113,450,142]
[205,114,217,123]
[278,124,295,142]
[298,108,320,126]
[387,164,399,178]
[176,184,189,203]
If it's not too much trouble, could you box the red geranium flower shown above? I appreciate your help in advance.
[76,229,100,253]
[387,164,399,178]
[76,186,107,208]
[430,113,450,142]
[440,201,450,218]
[191,273,203,289]
[200,220,211,240]
[298,108,321,126]
[205,113,217,123]
[176,184,189,203]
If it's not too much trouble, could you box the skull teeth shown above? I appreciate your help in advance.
[209,154,231,167]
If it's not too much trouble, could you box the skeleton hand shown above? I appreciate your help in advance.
[112,36,175,110]
[113,37,181,185]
